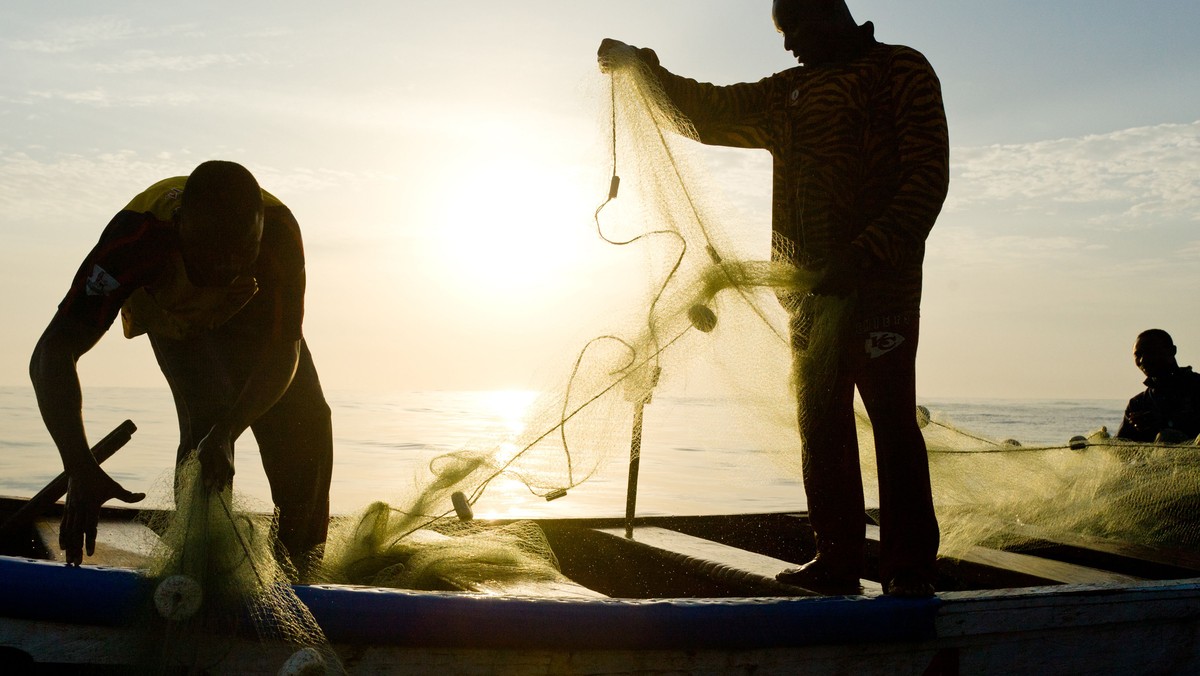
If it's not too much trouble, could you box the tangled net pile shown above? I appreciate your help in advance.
[140,456,340,673]
[130,44,1198,672]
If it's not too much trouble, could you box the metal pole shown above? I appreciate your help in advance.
[624,367,660,539]
[624,400,646,538]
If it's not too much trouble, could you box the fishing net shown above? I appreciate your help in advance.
[138,455,342,674]
[316,44,1200,587]
[310,47,837,592]
[117,40,1200,672]
[922,421,1200,555]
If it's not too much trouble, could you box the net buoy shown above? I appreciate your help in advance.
[687,304,717,333]
[1068,435,1088,451]
[279,646,326,676]
[154,574,202,621]
[451,491,473,521]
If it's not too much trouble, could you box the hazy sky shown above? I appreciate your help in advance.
[2,0,1198,400]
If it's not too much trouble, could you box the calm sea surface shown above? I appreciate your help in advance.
[0,387,1126,519]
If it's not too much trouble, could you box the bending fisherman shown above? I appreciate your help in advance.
[30,160,333,577]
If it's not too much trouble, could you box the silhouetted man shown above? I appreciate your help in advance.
[1117,329,1200,444]
[599,0,948,597]
[31,160,332,575]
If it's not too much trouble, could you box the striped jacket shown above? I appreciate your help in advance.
[644,35,949,323]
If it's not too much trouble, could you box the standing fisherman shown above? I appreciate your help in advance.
[599,0,949,596]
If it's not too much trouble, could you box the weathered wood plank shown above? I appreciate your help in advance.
[598,526,884,595]
[1005,522,1200,575]
[34,518,159,569]
[935,579,1200,636]
[865,524,1143,585]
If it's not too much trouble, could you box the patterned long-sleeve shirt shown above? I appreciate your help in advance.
[641,30,949,325]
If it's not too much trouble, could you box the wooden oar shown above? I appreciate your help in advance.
[0,419,138,537]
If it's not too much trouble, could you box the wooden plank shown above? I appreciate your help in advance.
[1005,522,1200,574]
[597,526,884,595]
[865,524,1143,585]
[34,518,159,569]
[469,578,608,599]
[935,579,1200,637]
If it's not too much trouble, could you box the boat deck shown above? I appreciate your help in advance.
[2,497,1199,674]
[4,498,1199,599]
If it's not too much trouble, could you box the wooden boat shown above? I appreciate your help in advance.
[2,491,1199,675]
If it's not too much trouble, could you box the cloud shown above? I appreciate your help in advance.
[23,88,199,108]
[6,16,268,75]
[88,50,266,74]
[947,121,1200,230]
[5,17,141,54]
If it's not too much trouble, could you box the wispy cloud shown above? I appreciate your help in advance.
[947,121,1200,230]
[6,17,141,54]
[89,51,265,74]
[6,17,268,75]
[24,88,199,108]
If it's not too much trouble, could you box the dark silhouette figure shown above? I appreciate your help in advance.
[1117,329,1200,444]
[30,160,332,575]
[599,0,948,597]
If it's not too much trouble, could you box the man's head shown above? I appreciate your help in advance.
[772,0,861,66]
[1133,328,1178,379]
[178,160,264,287]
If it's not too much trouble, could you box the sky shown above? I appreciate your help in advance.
[1,0,1198,401]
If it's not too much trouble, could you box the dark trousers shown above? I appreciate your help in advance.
[793,314,939,584]
[149,326,333,565]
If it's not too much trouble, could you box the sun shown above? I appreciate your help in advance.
[427,157,596,301]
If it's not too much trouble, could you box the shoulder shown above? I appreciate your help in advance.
[122,176,187,220]
[1126,389,1151,408]
[260,186,286,210]
[875,43,933,65]
[870,43,939,80]
[261,203,305,269]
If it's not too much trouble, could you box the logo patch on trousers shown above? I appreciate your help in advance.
[866,331,905,358]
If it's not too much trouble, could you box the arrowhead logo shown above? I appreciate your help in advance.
[85,265,120,297]
[866,331,905,359]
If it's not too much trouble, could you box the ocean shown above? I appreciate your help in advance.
[0,386,1127,519]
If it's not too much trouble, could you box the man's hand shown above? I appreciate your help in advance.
[598,38,638,72]
[811,246,870,297]
[197,425,235,492]
[1124,409,1161,437]
[60,466,145,566]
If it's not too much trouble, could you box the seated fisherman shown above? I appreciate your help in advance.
[1116,329,1200,444]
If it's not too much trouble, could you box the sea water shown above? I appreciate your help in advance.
[0,386,1126,519]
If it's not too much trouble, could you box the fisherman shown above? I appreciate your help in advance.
[30,160,333,577]
[1116,329,1200,444]
[599,0,948,597]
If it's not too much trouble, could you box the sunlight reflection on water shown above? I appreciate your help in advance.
[1,387,1123,518]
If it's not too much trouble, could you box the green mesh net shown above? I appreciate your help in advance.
[119,43,1198,672]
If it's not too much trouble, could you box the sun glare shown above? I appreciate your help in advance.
[428,158,596,301]
[479,388,539,435]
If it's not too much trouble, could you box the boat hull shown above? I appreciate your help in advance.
[1,554,1198,674]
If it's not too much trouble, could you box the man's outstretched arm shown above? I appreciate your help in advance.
[30,313,145,565]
